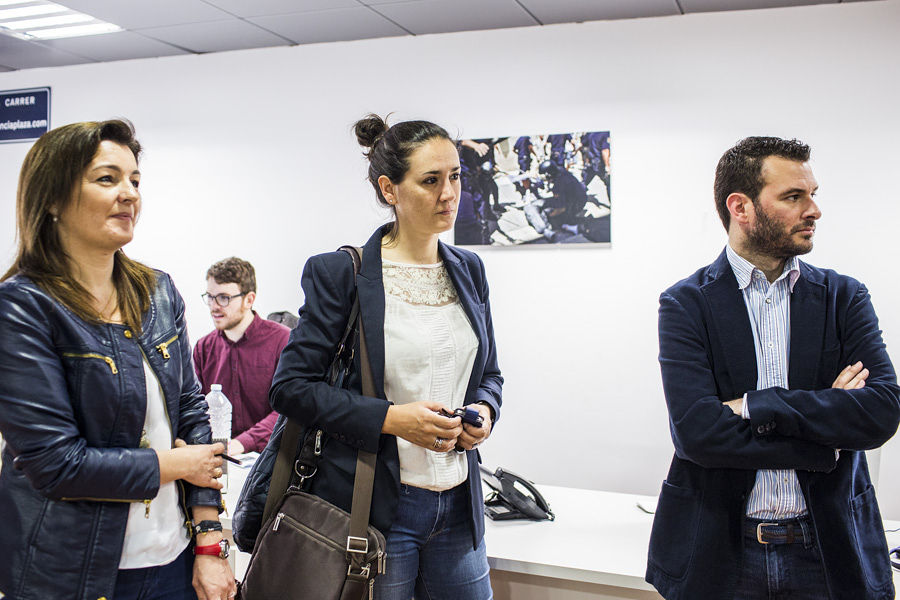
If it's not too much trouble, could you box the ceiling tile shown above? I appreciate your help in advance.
[518,0,680,23]
[138,19,288,53]
[374,0,536,34]
[54,0,233,29]
[247,6,408,44]
[202,0,359,18]
[40,30,188,61]
[0,33,94,69]
[679,0,836,12]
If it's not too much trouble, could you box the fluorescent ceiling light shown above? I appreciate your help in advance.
[26,21,120,39]
[0,1,123,40]
[1,13,92,29]
[0,3,65,20]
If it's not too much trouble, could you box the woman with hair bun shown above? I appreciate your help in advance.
[270,114,503,598]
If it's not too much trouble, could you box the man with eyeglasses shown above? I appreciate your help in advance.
[193,257,291,455]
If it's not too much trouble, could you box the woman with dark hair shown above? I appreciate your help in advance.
[269,114,502,598]
[0,120,236,600]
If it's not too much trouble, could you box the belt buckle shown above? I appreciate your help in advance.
[757,522,778,544]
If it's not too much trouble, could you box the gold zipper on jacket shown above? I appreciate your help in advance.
[60,353,149,506]
[155,334,178,360]
[61,352,118,374]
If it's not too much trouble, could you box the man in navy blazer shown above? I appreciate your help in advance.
[646,137,900,600]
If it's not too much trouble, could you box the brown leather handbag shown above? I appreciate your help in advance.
[237,247,386,600]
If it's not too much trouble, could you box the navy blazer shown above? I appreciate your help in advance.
[646,250,900,600]
[270,225,503,547]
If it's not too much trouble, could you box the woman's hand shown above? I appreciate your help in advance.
[193,552,236,600]
[382,401,463,453]
[192,506,235,599]
[157,439,225,488]
[456,404,492,451]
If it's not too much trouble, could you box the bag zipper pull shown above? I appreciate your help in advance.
[144,499,152,518]
[273,512,284,531]
[369,578,374,600]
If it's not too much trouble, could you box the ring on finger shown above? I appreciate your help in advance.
[433,437,444,449]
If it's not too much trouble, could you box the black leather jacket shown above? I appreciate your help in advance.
[0,271,220,600]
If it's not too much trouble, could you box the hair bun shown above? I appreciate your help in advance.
[354,114,388,149]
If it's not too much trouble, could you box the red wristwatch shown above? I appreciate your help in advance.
[193,539,230,559]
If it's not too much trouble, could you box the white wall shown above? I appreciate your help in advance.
[2,0,900,516]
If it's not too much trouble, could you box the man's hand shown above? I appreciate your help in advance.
[724,398,743,416]
[228,439,245,456]
[832,361,868,390]
[460,139,490,157]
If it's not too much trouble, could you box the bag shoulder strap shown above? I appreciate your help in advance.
[348,315,377,551]
[261,246,363,528]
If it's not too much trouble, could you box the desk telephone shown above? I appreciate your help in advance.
[480,466,555,521]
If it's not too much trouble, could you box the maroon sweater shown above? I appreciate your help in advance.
[192,312,291,453]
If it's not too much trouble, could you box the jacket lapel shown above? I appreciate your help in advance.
[788,265,826,390]
[439,243,485,402]
[356,226,389,399]
[701,251,758,397]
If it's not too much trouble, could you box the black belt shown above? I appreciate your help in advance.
[745,517,813,545]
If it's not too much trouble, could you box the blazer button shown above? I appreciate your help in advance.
[124,330,132,338]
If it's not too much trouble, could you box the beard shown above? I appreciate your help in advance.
[213,310,245,331]
[746,201,815,259]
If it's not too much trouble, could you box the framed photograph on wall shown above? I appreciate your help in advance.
[454,131,610,246]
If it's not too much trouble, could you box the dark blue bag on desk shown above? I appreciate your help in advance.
[232,415,286,552]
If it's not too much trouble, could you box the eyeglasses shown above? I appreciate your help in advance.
[201,292,246,307]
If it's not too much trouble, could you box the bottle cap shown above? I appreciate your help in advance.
[210,384,222,391]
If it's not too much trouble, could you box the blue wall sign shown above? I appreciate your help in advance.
[0,87,51,144]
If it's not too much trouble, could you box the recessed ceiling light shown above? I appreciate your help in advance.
[0,1,123,40]
[26,21,120,39]
[0,3,65,20]
[1,13,92,30]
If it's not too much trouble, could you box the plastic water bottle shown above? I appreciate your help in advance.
[206,384,232,492]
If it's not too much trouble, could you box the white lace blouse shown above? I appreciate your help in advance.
[382,258,479,491]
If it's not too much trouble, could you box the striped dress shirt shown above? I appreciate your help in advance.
[725,245,807,519]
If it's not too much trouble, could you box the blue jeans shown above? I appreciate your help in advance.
[113,545,197,600]
[375,483,492,600]
[734,517,830,599]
